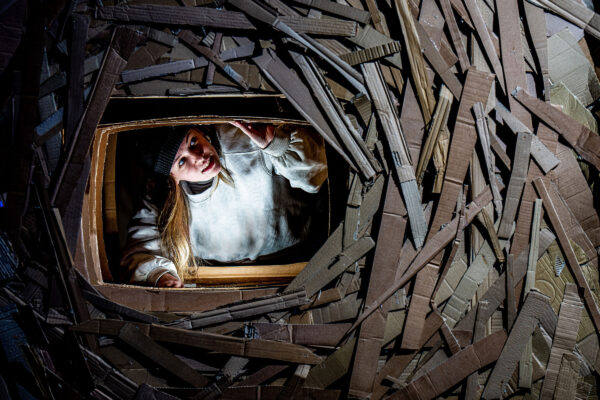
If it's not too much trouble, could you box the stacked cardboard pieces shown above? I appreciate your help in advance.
[2,0,600,398]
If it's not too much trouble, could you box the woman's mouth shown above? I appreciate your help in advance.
[201,156,214,173]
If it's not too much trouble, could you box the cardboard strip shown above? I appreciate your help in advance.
[121,42,255,83]
[553,354,580,400]
[391,329,507,400]
[82,290,158,324]
[286,224,343,294]
[52,27,142,209]
[252,50,353,168]
[519,198,543,388]
[301,237,374,298]
[455,228,556,332]
[482,290,550,399]
[182,289,309,329]
[351,187,493,331]
[178,30,250,90]
[395,0,436,122]
[413,18,463,99]
[278,15,357,37]
[416,85,453,187]
[533,178,600,334]
[524,1,551,101]
[310,292,361,324]
[290,51,377,180]
[293,0,371,23]
[497,132,532,238]
[429,69,495,242]
[439,0,469,73]
[64,14,89,150]
[96,5,256,30]
[554,142,600,247]
[206,32,222,85]
[528,0,600,40]
[401,70,494,348]
[513,87,600,170]
[250,323,350,347]
[498,0,532,128]
[540,283,583,399]
[305,337,356,389]
[237,365,288,387]
[117,323,209,388]
[348,25,403,70]
[371,313,444,400]
[361,60,427,248]
[464,301,490,400]
[463,0,505,93]
[442,238,502,328]
[278,364,311,399]
[349,177,407,398]
[506,254,518,329]
[473,102,502,216]
[400,80,426,172]
[494,102,560,174]
[489,133,512,171]
[221,386,341,399]
[339,41,401,66]
[230,0,366,92]
[73,319,322,364]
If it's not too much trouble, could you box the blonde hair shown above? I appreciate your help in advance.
[158,170,233,279]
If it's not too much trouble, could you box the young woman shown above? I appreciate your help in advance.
[120,122,328,287]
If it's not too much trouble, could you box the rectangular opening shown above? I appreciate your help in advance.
[78,97,347,311]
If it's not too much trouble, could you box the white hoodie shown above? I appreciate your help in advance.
[120,124,328,285]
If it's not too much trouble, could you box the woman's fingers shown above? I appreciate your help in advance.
[232,121,275,149]
[157,274,183,288]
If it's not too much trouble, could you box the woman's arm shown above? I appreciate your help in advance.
[120,198,183,287]
[233,122,328,193]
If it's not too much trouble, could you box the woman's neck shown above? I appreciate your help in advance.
[185,179,214,195]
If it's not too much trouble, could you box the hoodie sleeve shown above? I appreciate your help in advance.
[120,198,180,286]
[261,124,328,193]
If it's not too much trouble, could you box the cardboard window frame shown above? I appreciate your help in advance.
[80,105,331,312]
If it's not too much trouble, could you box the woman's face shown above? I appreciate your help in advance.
[170,127,221,184]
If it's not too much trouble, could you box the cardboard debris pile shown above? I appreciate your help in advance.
[2,0,600,398]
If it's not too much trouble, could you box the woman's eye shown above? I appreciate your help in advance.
[178,158,185,168]
[190,137,197,147]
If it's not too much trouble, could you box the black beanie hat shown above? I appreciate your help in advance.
[139,126,188,177]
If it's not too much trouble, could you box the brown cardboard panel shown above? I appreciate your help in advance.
[534,178,600,334]
[97,5,257,30]
[498,0,532,127]
[482,290,550,399]
[402,69,494,349]
[53,27,143,210]
[456,229,556,332]
[513,88,600,170]
[548,29,600,106]
[463,0,505,93]
[73,319,322,364]
[95,284,279,312]
[294,0,371,23]
[553,353,580,400]
[251,323,350,346]
[391,329,507,400]
[353,187,493,333]
[117,323,210,387]
[540,283,583,399]
[349,177,407,397]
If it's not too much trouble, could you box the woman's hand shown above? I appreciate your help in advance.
[157,273,184,288]
[231,121,275,149]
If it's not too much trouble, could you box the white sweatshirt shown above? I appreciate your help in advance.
[120,124,328,285]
